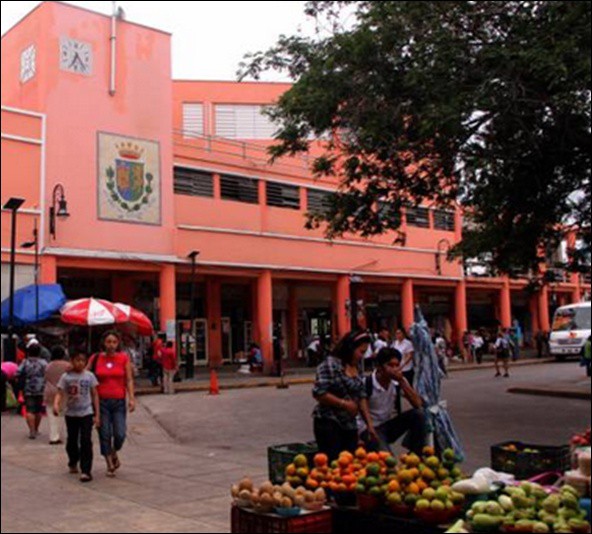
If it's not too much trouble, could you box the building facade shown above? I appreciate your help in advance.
[2,3,589,370]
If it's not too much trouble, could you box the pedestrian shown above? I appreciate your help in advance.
[307,337,321,367]
[161,341,178,395]
[374,328,391,356]
[25,335,51,362]
[536,330,546,359]
[1,369,6,413]
[148,334,164,387]
[494,330,512,378]
[273,335,284,378]
[392,329,415,386]
[358,348,426,454]
[44,345,70,445]
[312,331,374,461]
[16,343,48,439]
[510,327,521,361]
[472,331,486,365]
[89,330,136,478]
[434,332,449,376]
[54,350,100,483]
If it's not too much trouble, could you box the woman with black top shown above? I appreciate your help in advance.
[312,331,375,461]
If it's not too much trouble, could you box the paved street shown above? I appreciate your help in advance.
[2,362,591,533]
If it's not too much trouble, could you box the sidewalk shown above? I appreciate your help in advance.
[135,357,556,396]
[1,403,245,533]
[508,376,591,401]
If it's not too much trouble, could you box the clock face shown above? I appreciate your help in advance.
[60,37,93,75]
[20,44,36,83]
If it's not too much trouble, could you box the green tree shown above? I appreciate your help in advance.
[241,1,591,278]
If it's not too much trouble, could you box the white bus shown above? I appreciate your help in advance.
[549,302,591,360]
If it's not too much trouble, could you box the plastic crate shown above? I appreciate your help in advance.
[333,507,446,534]
[491,441,571,479]
[267,442,318,485]
[231,506,332,533]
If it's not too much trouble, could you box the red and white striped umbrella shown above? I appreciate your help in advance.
[60,298,128,327]
[114,303,154,336]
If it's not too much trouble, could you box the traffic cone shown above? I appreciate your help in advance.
[209,368,220,396]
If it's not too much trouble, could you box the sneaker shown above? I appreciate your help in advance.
[495,373,502,378]
[29,433,37,440]
[80,474,93,483]
[504,373,510,378]
[50,440,63,446]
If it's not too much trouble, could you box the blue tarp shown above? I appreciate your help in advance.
[1,284,67,327]
[411,306,465,460]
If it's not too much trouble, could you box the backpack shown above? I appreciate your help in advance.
[365,375,403,416]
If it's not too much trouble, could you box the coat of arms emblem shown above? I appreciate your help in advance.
[105,142,154,213]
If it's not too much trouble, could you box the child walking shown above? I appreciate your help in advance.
[54,351,100,483]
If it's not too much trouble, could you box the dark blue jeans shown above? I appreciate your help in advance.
[98,399,127,457]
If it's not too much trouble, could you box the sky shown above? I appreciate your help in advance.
[0,0,317,81]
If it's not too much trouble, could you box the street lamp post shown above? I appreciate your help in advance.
[3,197,25,362]
[186,251,200,380]
[22,220,39,322]
[49,184,70,240]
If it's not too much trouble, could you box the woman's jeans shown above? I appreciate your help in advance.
[98,399,127,457]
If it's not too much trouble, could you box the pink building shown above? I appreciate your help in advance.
[2,3,589,370]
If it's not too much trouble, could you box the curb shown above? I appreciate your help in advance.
[135,359,555,396]
[508,387,591,401]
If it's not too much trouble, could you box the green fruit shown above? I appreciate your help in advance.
[387,492,402,506]
[472,514,504,530]
[366,463,381,477]
[366,477,379,488]
[542,495,560,514]
[405,494,419,506]
[561,485,580,499]
[422,488,436,501]
[355,484,365,494]
[485,501,504,517]
[416,499,431,511]
[533,522,550,533]
[560,492,580,510]
[450,492,465,506]
[430,480,442,490]
[369,486,383,498]
[431,500,445,512]
[499,495,514,512]
[385,457,397,468]
[442,448,456,462]
[435,488,450,503]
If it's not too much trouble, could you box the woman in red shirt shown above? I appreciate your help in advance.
[90,331,136,478]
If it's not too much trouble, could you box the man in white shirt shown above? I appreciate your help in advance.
[359,348,426,454]
[374,328,390,355]
[392,329,415,385]
[307,337,321,367]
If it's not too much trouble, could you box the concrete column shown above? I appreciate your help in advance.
[538,286,551,333]
[287,285,299,361]
[206,279,223,368]
[500,277,512,329]
[40,255,57,285]
[159,265,177,334]
[334,275,350,339]
[455,280,469,358]
[257,270,274,373]
[251,280,259,346]
[402,279,415,331]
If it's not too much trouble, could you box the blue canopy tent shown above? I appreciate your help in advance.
[411,306,465,460]
[1,284,67,327]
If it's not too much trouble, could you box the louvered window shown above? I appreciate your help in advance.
[434,210,456,232]
[220,175,259,204]
[182,103,204,138]
[406,207,431,228]
[215,104,276,139]
[267,182,300,210]
[174,168,214,198]
[377,201,402,227]
[307,189,333,215]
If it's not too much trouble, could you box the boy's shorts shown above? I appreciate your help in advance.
[25,396,44,415]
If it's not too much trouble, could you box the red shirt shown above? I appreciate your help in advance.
[92,353,129,400]
[161,348,177,371]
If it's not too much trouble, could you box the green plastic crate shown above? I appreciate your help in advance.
[268,442,318,485]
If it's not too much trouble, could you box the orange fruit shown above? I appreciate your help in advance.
[379,452,392,462]
[417,480,429,492]
[314,453,329,468]
[342,474,357,486]
[407,482,421,495]
[422,446,436,458]
[286,464,297,477]
[366,452,380,464]
[306,478,320,490]
[355,447,368,460]
[388,480,401,493]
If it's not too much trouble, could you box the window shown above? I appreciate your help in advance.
[307,189,333,215]
[174,168,214,198]
[220,175,259,204]
[434,210,456,232]
[406,207,431,228]
[266,182,300,210]
[215,104,276,139]
[183,103,204,137]
[377,201,402,227]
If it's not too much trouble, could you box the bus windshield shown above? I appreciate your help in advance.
[553,307,591,332]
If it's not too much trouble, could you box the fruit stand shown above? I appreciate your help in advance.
[230,434,592,534]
